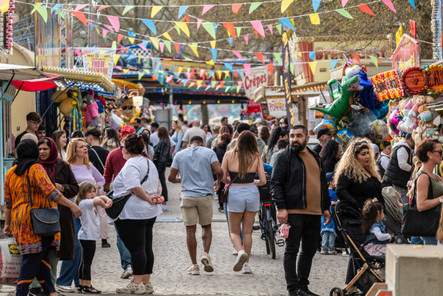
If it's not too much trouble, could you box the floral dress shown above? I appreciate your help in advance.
[4,163,62,255]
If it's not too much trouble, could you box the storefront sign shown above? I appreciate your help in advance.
[402,65,443,95]
[242,66,269,99]
[81,48,115,81]
[392,34,420,71]
[267,98,287,118]
[282,31,294,128]
[371,70,404,101]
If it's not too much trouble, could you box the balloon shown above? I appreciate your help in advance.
[335,129,354,146]
[313,119,336,134]
[59,98,73,117]
[368,120,388,144]
[388,108,402,136]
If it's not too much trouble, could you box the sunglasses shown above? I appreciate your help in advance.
[121,106,134,110]
[432,150,443,156]
[353,140,369,154]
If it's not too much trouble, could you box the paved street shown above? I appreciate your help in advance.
[0,169,348,296]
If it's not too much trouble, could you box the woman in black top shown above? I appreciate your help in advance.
[320,139,342,173]
[334,138,382,284]
[154,127,170,205]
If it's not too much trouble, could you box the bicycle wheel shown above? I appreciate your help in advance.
[265,219,276,259]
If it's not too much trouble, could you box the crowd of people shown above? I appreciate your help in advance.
[4,111,443,296]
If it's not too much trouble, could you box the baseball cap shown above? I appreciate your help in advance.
[253,118,262,124]
[317,127,332,139]
[371,143,380,154]
[326,172,334,183]
[121,125,135,138]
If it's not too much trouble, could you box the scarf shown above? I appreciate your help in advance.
[38,137,59,181]
[14,139,39,176]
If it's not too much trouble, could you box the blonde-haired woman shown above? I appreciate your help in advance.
[334,138,383,284]
[211,126,230,149]
[221,131,266,274]
[171,120,184,157]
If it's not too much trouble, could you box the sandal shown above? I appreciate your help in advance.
[77,285,85,293]
[82,286,101,294]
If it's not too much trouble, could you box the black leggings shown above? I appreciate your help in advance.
[79,240,96,281]
[157,164,168,201]
[115,218,156,275]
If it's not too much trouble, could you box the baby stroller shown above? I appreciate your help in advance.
[329,201,385,296]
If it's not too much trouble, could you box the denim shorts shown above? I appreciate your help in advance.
[227,184,260,213]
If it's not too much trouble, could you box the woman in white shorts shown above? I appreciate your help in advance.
[221,131,266,274]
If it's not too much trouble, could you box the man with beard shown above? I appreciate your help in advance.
[271,125,331,296]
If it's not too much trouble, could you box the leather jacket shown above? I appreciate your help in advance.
[154,138,170,167]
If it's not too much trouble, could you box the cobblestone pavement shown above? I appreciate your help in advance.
[0,169,348,296]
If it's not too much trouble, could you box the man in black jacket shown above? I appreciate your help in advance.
[271,125,331,296]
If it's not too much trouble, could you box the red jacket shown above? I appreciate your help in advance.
[103,147,126,183]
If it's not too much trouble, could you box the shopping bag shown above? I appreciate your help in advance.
[0,237,22,284]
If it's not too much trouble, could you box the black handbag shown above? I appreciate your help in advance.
[219,175,238,204]
[106,159,150,219]
[26,171,61,236]
[401,172,441,237]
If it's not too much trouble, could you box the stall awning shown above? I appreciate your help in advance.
[11,73,67,92]
[0,63,51,81]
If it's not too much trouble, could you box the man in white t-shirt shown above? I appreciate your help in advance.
[150,122,160,146]
[181,119,207,148]
[168,136,222,275]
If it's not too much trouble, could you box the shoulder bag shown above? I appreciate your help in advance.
[106,158,150,219]
[219,175,238,204]
[401,172,441,237]
[26,170,61,236]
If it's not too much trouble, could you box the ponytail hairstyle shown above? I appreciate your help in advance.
[361,198,384,235]
[75,182,96,205]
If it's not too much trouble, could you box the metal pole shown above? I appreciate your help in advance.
[0,87,4,204]
[169,92,173,131]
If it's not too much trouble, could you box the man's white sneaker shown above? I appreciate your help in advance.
[187,264,200,275]
[233,250,248,272]
[201,253,214,272]
[121,265,133,279]
[55,285,75,293]
[242,262,252,274]
[116,282,146,294]
[144,282,154,294]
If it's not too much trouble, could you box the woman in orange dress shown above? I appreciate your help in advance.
[3,140,81,296]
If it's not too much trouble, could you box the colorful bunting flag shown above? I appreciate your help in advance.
[151,6,162,18]
[244,34,249,45]
[232,50,243,61]
[202,22,217,39]
[273,53,282,65]
[117,34,124,43]
[223,23,236,39]
[107,15,120,32]
[175,22,190,37]
[341,0,348,7]
[141,19,156,35]
[174,43,181,54]
[128,37,135,44]
[138,72,144,81]
[74,4,88,11]
[249,2,262,14]
[267,24,273,35]
[227,37,233,46]
[185,15,190,24]
[162,32,172,41]
[336,8,353,19]
[111,41,117,50]
[309,51,316,60]
[202,5,215,15]
[189,43,199,57]
[395,25,403,46]
[312,0,321,13]
[330,60,338,71]
[281,0,295,13]
[267,64,274,76]
[149,37,159,50]
[352,54,361,64]
[139,41,150,52]
[200,69,206,79]
[290,64,295,75]
[358,4,375,16]
[210,40,216,48]
[51,4,64,14]
[232,4,242,14]
[256,52,265,64]
[178,6,188,18]
[236,27,242,37]
[251,21,265,38]
[276,24,282,34]
[103,24,114,32]
[369,56,378,68]
[210,48,218,62]
[309,14,320,25]
[174,24,181,35]
[113,54,120,66]
[279,18,295,31]
[97,5,110,12]
[308,62,317,74]
[217,71,222,80]
[122,6,135,15]
[102,29,109,38]
[409,0,415,9]
[382,0,396,13]
[163,40,171,52]
[197,19,203,31]
[244,64,251,76]
[159,42,165,53]
[224,63,233,72]
[71,11,88,25]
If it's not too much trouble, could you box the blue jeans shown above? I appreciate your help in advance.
[421,236,437,245]
[115,224,131,269]
[410,236,424,245]
[56,217,81,287]
[321,231,336,251]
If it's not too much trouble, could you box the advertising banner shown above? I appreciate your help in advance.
[242,66,269,99]
[391,34,420,72]
[81,48,115,81]
[267,98,287,118]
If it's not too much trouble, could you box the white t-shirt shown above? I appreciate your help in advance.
[78,198,100,241]
[113,156,162,220]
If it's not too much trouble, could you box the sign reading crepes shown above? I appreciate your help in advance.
[370,70,404,101]
[267,98,287,118]
[242,66,269,99]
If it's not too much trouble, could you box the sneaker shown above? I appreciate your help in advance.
[187,264,200,275]
[121,265,133,279]
[328,249,337,255]
[116,282,146,295]
[102,239,111,248]
[218,206,224,213]
[55,285,76,293]
[161,204,167,211]
[297,287,320,296]
[242,262,252,274]
[232,249,238,256]
[320,249,328,255]
[201,253,214,272]
[342,249,350,257]
[144,282,154,294]
[28,287,44,296]
[233,250,248,272]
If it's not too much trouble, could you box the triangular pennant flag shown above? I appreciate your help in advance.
[56,9,65,19]
[341,0,348,7]
[369,56,379,68]
[202,22,216,39]
[330,60,338,71]
[353,54,361,64]
[409,0,415,9]
[197,19,203,31]
[149,37,159,50]
[276,24,282,34]
[175,22,190,37]
[186,72,192,80]
[224,63,233,72]
[273,53,282,65]
[161,32,172,42]
[281,0,295,13]
[224,71,230,77]
[164,40,171,53]
[51,4,64,14]
[197,80,203,88]
[128,31,136,37]
[33,5,48,23]
[159,42,165,53]
[244,34,249,45]
[213,23,218,35]
[358,4,375,16]
[97,5,110,12]
[185,15,190,24]
[279,18,295,31]
[211,81,217,88]
[174,43,181,54]
[256,52,265,64]
[189,43,199,57]
[138,42,149,52]
[232,50,243,61]
[178,6,189,18]
[236,27,242,37]
[251,21,265,38]
[312,0,321,13]
[103,24,114,32]
[178,67,183,77]
[249,2,262,14]
[210,48,218,62]
[209,70,215,78]
[151,6,162,18]
[128,37,135,44]
[295,52,302,57]
[111,41,117,50]
[138,72,144,81]
[166,75,174,83]
[382,0,396,13]
[152,75,158,81]
[181,79,187,86]
[200,69,206,79]
[267,24,273,35]
[202,5,215,15]
[232,4,242,14]
[123,69,130,74]
[210,40,216,48]
[70,10,89,26]
[237,86,241,93]
[141,19,156,35]
[123,6,135,15]
[244,64,251,76]
[336,8,353,19]
[219,81,226,88]
[254,28,258,38]
[205,85,211,91]
[113,54,120,66]
[175,24,181,35]
[396,25,403,46]
[117,34,124,43]
[223,23,236,39]
[267,64,274,76]
[217,71,222,80]
[227,37,233,46]
[309,14,320,25]
[309,51,316,60]
[74,4,88,11]
[225,86,231,92]
[107,15,120,32]
[290,64,295,75]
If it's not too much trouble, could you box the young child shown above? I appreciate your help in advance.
[320,173,337,255]
[361,198,391,257]
[76,182,113,294]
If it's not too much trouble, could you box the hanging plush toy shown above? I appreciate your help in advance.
[83,90,100,128]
